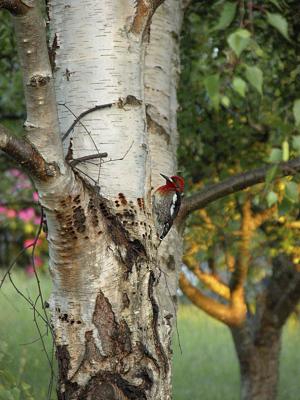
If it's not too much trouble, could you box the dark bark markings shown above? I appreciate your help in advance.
[56,345,80,400]
[146,107,170,144]
[93,291,132,357]
[148,271,169,376]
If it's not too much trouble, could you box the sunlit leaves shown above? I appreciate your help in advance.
[285,181,299,203]
[221,95,230,108]
[267,0,283,11]
[265,165,278,185]
[227,29,251,57]
[282,140,289,161]
[293,99,300,126]
[268,148,282,163]
[267,191,278,207]
[292,136,300,152]
[245,65,263,95]
[232,77,247,97]
[212,2,237,31]
[266,12,289,41]
[203,74,220,110]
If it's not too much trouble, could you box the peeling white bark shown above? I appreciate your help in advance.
[49,0,149,199]
[144,0,184,338]
[12,1,63,166]
[145,0,182,186]
[30,1,183,398]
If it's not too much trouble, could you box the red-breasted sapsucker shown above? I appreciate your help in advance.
[153,173,185,240]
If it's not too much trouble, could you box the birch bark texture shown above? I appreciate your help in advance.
[42,1,184,399]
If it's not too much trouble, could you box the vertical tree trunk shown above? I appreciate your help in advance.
[42,1,184,399]
[231,323,282,400]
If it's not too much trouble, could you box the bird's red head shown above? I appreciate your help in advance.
[159,174,185,193]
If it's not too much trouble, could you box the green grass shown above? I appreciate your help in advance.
[172,306,239,400]
[0,272,54,400]
[1,273,300,399]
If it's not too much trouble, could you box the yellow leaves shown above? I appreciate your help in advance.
[227,117,234,127]
[24,223,35,234]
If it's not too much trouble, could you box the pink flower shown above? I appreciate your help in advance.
[33,256,43,267]
[15,181,31,190]
[8,168,22,177]
[6,209,17,218]
[32,192,39,202]
[34,216,42,225]
[0,206,7,214]
[18,208,36,222]
[23,238,42,249]
[25,265,35,276]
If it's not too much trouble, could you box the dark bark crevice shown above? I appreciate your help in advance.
[52,178,168,400]
[148,271,169,376]
[0,0,30,15]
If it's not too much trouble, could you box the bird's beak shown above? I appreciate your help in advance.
[160,173,172,183]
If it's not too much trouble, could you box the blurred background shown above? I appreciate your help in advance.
[1,1,300,399]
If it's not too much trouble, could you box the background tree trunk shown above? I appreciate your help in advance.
[231,323,281,400]
[231,254,300,400]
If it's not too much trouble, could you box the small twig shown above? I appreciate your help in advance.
[31,209,53,338]
[32,294,56,389]
[59,103,107,186]
[73,165,100,188]
[7,272,50,327]
[103,141,134,164]
[60,103,113,141]
[0,243,35,289]
[69,152,108,167]
[19,332,48,346]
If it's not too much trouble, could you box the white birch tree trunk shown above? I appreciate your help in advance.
[0,0,183,398]
[46,1,183,398]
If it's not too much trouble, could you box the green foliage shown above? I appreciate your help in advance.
[179,0,300,303]
[282,140,289,161]
[293,99,300,126]
[267,191,278,207]
[227,28,251,57]
[203,74,220,110]
[244,65,263,95]
[0,12,24,119]
[212,2,237,31]
[232,76,247,97]
[266,12,290,40]
[178,0,300,183]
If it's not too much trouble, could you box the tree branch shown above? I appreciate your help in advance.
[131,0,164,35]
[253,205,276,229]
[0,0,29,15]
[11,0,63,165]
[0,124,56,181]
[230,198,252,292]
[183,255,230,300]
[179,273,246,326]
[178,158,300,224]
